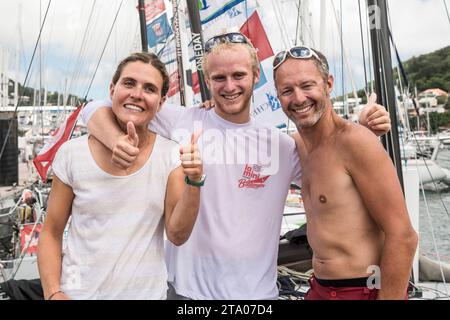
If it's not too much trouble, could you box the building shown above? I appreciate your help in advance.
[418,88,448,113]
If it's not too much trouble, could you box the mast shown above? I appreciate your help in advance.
[171,0,186,106]
[367,0,404,189]
[319,0,327,51]
[186,0,210,102]
[138,0,149,52]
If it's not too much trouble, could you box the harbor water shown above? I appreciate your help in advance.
[420,148,450,264]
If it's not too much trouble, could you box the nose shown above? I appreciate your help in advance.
[130,86,143,100]
[223,78,237,93]
[292,87,307,104]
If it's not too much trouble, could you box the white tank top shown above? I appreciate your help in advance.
[52,134,179,299]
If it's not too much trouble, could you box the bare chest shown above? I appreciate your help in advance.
[300,147,354,211]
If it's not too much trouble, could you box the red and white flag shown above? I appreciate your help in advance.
[33,105,83,182]
[20,223,43,254]
[240,11,274,62]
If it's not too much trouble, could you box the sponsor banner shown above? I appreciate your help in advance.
[199,0,245,25]
[157,36,177,65]
[167,69,180,98]
[201,2,248,41]
[252,60,288,128]
[147,13,173,47]
[143,0,165,22]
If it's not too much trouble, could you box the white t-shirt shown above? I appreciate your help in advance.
[52,134,179,300]
[82,101,302,300]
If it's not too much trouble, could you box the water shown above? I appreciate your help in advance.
[419,148,450,264]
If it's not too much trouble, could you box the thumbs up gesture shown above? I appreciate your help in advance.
[358,93,391,136]
[180,131,203,183]
[111,121,140,169]
[127,121,139,147]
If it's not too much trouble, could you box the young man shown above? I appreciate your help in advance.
[273,46,418,300]
[82,33,391,299]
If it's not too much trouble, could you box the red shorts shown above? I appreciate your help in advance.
[305,275,379,300]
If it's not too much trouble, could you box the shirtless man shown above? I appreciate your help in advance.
[273,46,418,300]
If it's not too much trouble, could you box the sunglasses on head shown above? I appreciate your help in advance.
[273,46,328,72]
[204,32,250,52]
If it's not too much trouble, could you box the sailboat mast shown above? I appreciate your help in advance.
[171,0,186,106]
[367,0,404,189]
[186,0,210,102]
[138,0,149,52]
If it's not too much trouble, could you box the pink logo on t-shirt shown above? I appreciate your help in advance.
[238,164,270,189]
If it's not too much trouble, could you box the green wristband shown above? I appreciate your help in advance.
[185,174,206,187]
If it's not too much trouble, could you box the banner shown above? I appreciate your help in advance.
[201,1,249,41]
[167,69,180,98]
[33,105,82,182]
[147,13,173,47]
[143,0,165,22]
[199,0,245,24]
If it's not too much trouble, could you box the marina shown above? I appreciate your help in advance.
[1,0,449,300]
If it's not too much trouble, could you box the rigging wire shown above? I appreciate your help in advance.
[419,176,449,296]
[365,0,374,92]
[444,0,450,23]
[339,0,346,116]
[39,0,44,137]
[294,0,302,46]
[0,0,52,163]
[358,0,369,98]
[73,2,107,99]
[66,0,97,102]
[83,0,124,100]
[381,4,449,291]
[385,0,450,221]
[272,0,290,48]
[293,0,315,48]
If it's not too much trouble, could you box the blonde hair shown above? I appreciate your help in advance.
[202,41,260,77]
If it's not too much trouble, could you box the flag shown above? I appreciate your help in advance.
[199,0,245,24]
[201,1,249,41]
[33,105,82,182]
[142,0,165,23]
[147,13,173,47]
[167,70,180,98]
[240,11,274,62]
[20,224,43,254]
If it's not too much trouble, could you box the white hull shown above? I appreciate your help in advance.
[403,159,447,185]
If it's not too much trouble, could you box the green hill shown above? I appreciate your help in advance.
[401,45,450,93]
[334,46,450,103]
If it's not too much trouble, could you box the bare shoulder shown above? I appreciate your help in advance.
[337,122,387,164]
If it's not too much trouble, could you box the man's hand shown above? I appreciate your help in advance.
[199,99,215,110]
[359,93,391,136]
[180,131,203,182]
[111,121,140,170]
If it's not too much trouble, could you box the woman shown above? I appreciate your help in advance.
[37,52,204,300]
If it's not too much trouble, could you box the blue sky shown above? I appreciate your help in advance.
[0,0,448,103]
